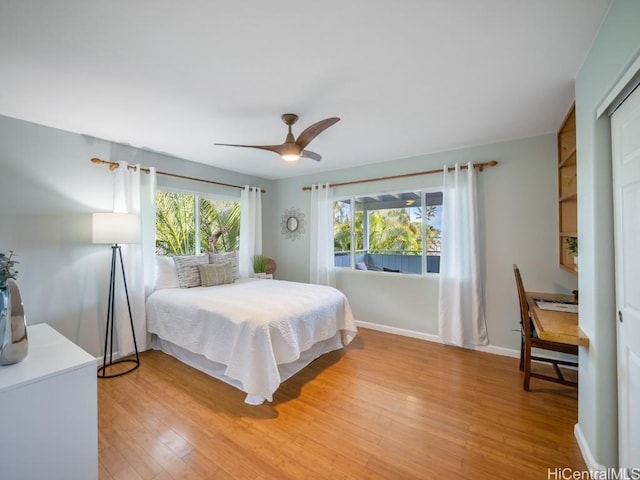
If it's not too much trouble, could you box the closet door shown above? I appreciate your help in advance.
[611,84,640,470]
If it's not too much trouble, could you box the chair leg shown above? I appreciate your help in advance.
[523,342,532,391]
[519,336,524,372]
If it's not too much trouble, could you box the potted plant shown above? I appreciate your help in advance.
[0,250,18,289]
[566,237,578,270]
[0,250,19,311]
[252,254,271,278]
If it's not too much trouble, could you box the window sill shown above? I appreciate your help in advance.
[335,267,439,280]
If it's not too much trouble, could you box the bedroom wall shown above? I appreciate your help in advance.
[0,114,579,358]
[573,0,640,469]
[0,114,272,357]
[267,133,578,352]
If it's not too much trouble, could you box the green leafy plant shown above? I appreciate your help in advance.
[0,250,19,289]
[154,191,240,256]
[252,254,268,274]
[566,237,578,256]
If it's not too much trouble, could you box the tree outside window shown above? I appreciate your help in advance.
[334,191,442,273]
[155,190,240,256]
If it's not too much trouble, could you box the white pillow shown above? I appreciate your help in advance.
[155,256,179,290]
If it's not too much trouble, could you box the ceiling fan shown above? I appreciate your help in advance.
[215,113,340,162]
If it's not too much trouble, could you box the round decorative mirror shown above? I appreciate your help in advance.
[286,216,299,232]
[281,207,305,241]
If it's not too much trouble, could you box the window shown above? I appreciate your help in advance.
[155,190,240,255]
[334,190,442,274]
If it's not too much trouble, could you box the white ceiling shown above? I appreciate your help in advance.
[0,1,611,180]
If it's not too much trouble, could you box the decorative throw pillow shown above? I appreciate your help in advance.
[155,256,180,289]
[209,251,239,279]
[173,253,209,288]
[198,263,234,287]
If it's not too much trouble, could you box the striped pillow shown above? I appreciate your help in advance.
[173,253,209,288]
[199,263,234,287]
[209,251,239,279]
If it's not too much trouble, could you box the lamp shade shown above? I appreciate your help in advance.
[92,212,140,244]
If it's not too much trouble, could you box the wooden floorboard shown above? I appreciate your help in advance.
[98,328,584,479]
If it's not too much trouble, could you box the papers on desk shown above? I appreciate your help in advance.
[535,300,578,313]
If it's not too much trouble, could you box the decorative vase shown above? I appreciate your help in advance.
[0,288,7,343]
[0,278,28,365]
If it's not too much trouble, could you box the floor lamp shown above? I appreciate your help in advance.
[93,212,141,378]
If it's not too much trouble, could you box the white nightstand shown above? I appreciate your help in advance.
[0,324,98,480]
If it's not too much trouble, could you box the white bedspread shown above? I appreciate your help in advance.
[146,278,357,404]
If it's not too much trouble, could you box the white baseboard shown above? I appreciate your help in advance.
[95,344,151,367]
[354,320,520,358]
[574,423,608,473]
[96,350,144,366]
[355,320,440,342]
[353,321,582,365]
[95,352,121,367]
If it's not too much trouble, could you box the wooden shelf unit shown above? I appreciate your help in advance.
[558,104,578,274]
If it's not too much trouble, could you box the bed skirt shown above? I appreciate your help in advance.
[151,331,347,405]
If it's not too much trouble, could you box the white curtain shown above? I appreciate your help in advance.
[309,183,335,286]
[438,162,488,347]
[113,161,156,354]
[239,186,262,277]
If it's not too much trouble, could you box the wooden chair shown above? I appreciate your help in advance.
[513,264,578,391]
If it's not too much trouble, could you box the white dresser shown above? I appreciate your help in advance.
[0,324,98,480]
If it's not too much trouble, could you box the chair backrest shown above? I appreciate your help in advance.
[513,264,533,338]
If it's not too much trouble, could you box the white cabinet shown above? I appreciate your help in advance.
[0,324,97,480]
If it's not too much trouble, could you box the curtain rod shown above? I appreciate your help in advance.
[90,158,266,193]
[301,160,498,191]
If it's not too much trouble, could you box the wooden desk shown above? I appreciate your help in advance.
[526,291,589,347]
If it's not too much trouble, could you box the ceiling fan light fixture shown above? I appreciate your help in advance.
[280,143,301,161]
[215,113,339,163]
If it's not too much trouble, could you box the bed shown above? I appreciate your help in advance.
[146,276,357,405]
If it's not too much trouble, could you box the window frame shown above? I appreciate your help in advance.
[333,187,443,276]
[155,187,240,256]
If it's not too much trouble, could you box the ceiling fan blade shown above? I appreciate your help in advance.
[296,117,340,150]
[215,143,285,155]
[216,114,339,162]
[301,150,322,162]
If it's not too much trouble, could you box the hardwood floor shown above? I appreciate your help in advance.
[98,328,584,479]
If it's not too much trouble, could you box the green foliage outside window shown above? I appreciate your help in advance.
[334,204,441,254]
[155,191,240,256]
[156,191,196,255]
[199,197,240,253]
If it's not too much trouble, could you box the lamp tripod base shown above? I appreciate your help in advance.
[99,244,140,379]
[97,358,139,378]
